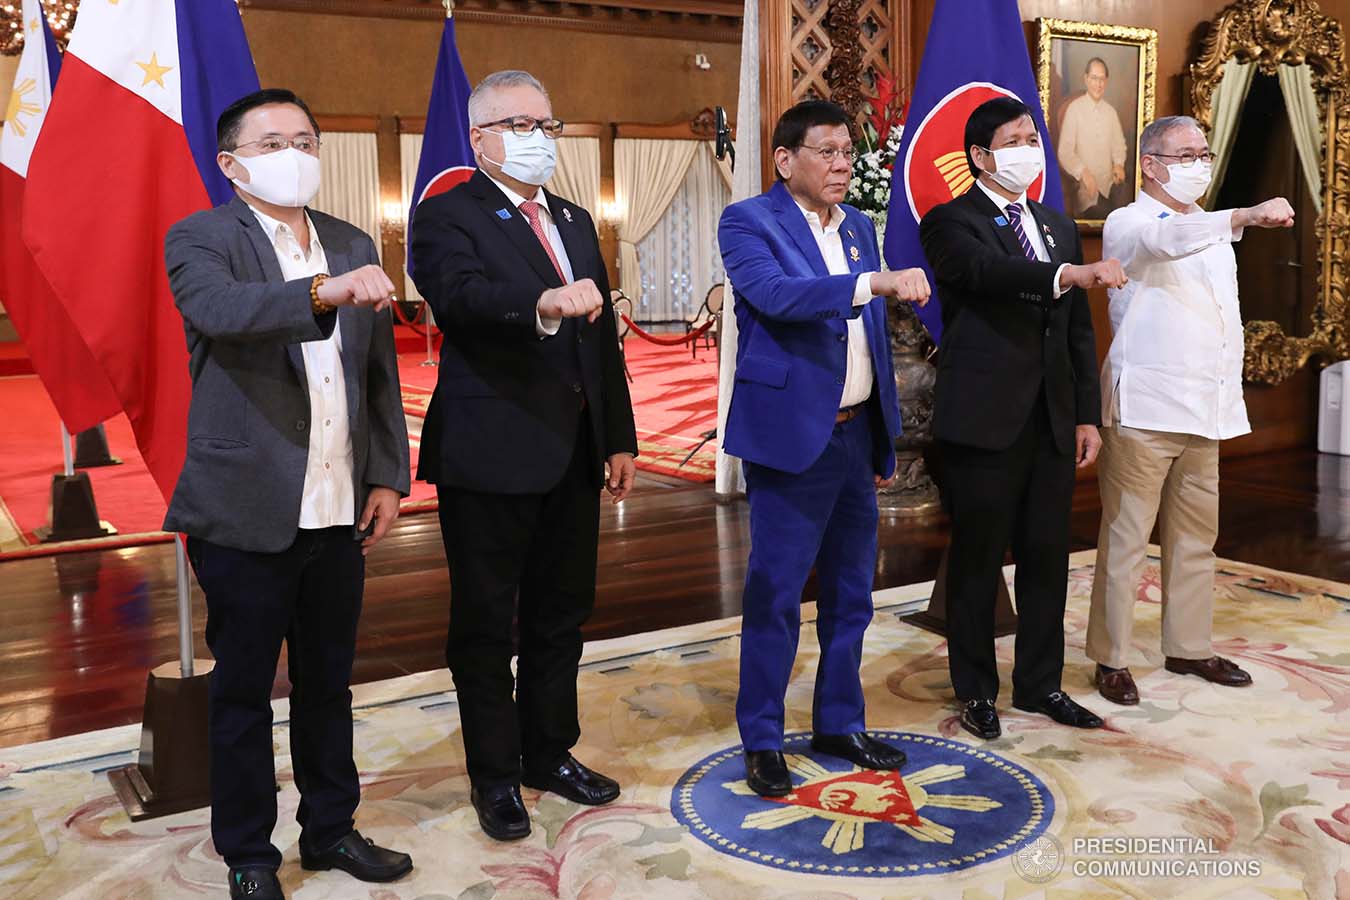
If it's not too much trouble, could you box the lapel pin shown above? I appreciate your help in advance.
[846,228,855,239]
[1044,230,1056,249]
[563,208,573,224]
[495,208,512,220]
[849,245,861,262]
[994,215,1008,227]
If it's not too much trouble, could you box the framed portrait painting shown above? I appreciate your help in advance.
[1036,18,1158,229]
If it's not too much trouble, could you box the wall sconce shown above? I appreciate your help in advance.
[692,53,711,71]
[599,199,625,231]
[380,200,406,244]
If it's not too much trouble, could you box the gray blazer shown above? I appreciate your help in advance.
[162,196,410,553]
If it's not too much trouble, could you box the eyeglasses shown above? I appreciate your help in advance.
[233,135,322,155]
[477,116,565,138]
[798,144,857,164]
[1150,151,1217,168]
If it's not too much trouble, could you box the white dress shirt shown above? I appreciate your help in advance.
[1100,191,1249,439]
[975,179,1070,298]
[1057,94,1128,202]
[793,202,878,408]
[246,204,355,528]
[485,174,576,338]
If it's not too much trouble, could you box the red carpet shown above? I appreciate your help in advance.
[397,338,719,482]
[0,374,436,559]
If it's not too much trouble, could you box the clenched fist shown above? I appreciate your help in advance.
[538,277,605,323]
[1237,197,1295,229]
[1062,258,1127,291]
[869,268,931,306]
[315,264,397,310]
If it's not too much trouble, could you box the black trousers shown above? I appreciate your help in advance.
[939,392,1075,702]
[436,420,601,787]
[187,527,363,870]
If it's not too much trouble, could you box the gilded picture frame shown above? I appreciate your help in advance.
[1035,18,1159,231]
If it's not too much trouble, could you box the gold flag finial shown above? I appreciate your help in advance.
[443,0,455,17]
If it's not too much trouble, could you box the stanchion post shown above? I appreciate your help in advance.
[421,298,438,367]
[60,421,74,476]
[175,536,194,678]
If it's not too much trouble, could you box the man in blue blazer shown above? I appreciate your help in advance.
[719,100,931,797]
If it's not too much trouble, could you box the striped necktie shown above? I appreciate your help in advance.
[1004,203,1039,261]
[520,200,566,282]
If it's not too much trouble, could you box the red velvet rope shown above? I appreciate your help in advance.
[392,299,438,338]
[620,315,715,346]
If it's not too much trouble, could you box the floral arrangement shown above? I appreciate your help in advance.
[846,75,908,231]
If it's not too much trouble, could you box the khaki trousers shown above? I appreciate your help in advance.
[1086,425,1220,668]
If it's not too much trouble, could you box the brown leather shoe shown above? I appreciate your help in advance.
[1164,655,1252,687]
[1094,665,1139,705]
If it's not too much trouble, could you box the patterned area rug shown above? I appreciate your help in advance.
[2,549,1349,898]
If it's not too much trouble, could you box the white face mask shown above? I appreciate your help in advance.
[228,147,322,208]
[483,129,557,186]
[980,144,1045,195]
[1156,159,1212,206]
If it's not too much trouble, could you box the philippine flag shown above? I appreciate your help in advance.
[0,0,121,432]
[22,0,259,502]
[883,0,1065,341]
[406,15,476,283]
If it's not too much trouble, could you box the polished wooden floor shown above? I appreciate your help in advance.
[2,449,1346,749]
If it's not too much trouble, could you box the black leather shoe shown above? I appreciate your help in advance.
[1013,690,1104,729]
[810,732,906,770]
[299,829,412,882]
[522,755,621,806]
[228,866,283,899]
[744,750,792,797]
[960,699,1001,740]
[471,784,532,841]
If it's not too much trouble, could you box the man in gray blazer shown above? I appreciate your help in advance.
[163,89,412,900]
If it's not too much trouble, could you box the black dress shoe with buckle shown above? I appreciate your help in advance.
[960,699,1001,740]
[810,732,906,770]
[471,784,532,841]
[523,755,621,806]
[1013,690,1104,729]
[299,829,413,882]
[744,750,792,797]
[229,866,284,899]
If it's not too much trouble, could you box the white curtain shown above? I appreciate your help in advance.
[1278,63,1324,214]
[547,135,601,221]
[312,131,381,259]
[614,138,700,300]
[1204,58,1255,211]
[633,144,731,322]
[712,142,734,191]
[715,0,760,497]
[399,131,425,303]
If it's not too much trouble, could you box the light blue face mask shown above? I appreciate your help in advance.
[483,128,557,186]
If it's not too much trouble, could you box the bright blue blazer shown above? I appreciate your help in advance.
[719,181,901,476]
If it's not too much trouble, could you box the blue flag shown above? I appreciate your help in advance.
[407,17,476,281]
[883,0,1064,341]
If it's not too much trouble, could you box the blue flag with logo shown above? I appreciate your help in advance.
[406,16,476,281]
[883,0,1064,341]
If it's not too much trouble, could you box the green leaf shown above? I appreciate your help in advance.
[457,882,496,900]
[625,824,689,847]
[637,848,692,881]
[1026,745,1083,763]
[536,796,579,848]
[1259,782,1320,835]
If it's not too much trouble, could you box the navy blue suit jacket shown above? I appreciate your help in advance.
[719,182,901,476]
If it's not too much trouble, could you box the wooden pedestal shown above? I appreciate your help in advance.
[901,546,1018,638]
[108,660,214,821]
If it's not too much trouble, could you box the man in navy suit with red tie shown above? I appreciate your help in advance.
[410,70,637,841]
[718,100,931,797]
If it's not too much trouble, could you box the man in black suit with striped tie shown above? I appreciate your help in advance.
[918,96,1126,741]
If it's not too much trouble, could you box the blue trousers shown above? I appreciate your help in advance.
[737,413,879,751]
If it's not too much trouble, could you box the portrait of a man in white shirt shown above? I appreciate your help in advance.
[1049,44,1142,222]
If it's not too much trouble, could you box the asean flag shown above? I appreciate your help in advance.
[22,0,259,502]
[406,15,476,283]
[0,0,120,433]
[883,0,1065,341]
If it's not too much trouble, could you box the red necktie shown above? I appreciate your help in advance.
[519,200,566,282]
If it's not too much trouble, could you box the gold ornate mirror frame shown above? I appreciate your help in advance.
[1191,0,1349,385]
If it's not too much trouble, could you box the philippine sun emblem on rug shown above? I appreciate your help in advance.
[672,731,1053,877]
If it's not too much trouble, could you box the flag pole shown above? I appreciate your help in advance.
[174,536,194,678]
[60,422,74,476]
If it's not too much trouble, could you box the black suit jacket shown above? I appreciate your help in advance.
[919,186,1099,454]
[410,171,637,493]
